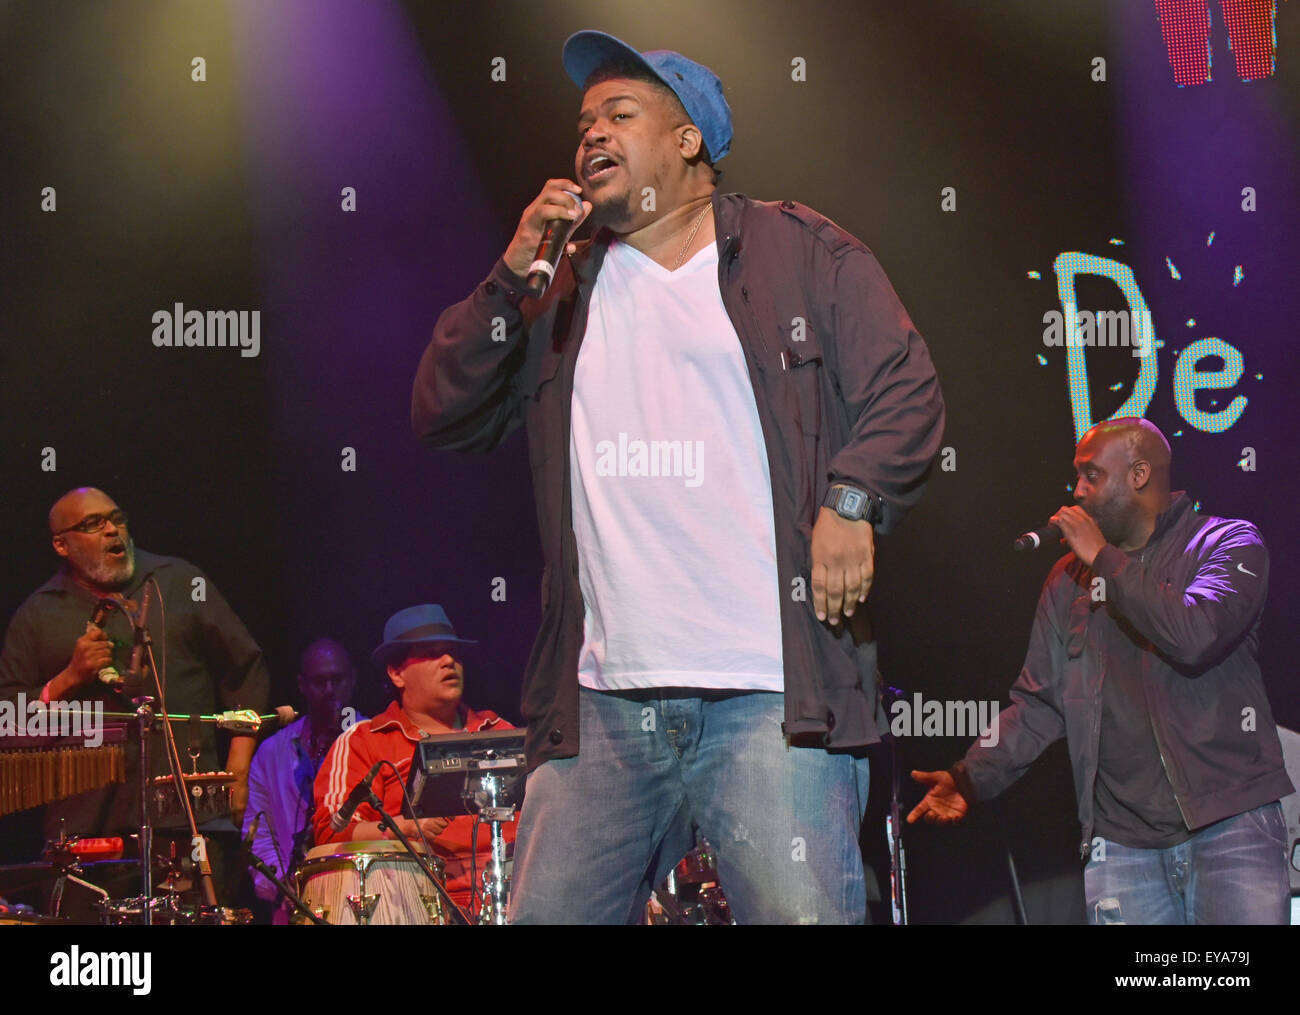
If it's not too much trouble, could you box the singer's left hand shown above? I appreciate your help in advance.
[810,507,875,625]
[1050,506,1106,567]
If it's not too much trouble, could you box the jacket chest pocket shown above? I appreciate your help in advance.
[784,325,826,438]
[781,323,827,523]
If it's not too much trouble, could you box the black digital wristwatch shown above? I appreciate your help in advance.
[822,484,884,525]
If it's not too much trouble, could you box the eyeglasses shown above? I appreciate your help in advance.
[55,510,129,536]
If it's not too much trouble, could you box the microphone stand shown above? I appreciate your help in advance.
[139,620,222,911]
[59,591,288,923]
[49,694,290,922]
[365,794,471,926]
[241,845,330,926]
[880,680,909,926]
[133,695,156,921]
[58,708,292,729]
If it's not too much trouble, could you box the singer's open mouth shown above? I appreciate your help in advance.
[585,154,619,182]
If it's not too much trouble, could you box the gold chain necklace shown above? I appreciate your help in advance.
[672,202,712,269]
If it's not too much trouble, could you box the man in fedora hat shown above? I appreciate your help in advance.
[414,30,943,923]
[311,605,514,913]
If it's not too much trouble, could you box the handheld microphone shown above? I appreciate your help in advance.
[524,190,584,298]
[1013,523,1062,552]
[88,599,123,687]
[330,761,385,832]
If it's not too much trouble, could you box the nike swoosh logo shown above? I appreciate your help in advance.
[1237,563,1257,577]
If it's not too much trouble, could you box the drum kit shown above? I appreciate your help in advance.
[0,696,280,926]
[3,808,736,927]
[281,839,731,927]
[3,700,740,926]
[645,841,734,926]
[0,826,254,926]
[2,835,735,927]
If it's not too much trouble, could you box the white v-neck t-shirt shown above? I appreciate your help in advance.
[569,236,784,692]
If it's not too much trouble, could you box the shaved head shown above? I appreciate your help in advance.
[49,487,115,535]
[297,637,356,723]
[299,638,352,676]
[48,487,135,589]
[1072,417,1172,548]
[1080,417,1171,481]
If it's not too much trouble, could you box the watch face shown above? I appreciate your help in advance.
[840,490,865,516]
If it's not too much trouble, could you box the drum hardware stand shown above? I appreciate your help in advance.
[880,679,910,926]
[44,825,111,919]
[1005,841,1028,925]
[136,615,221,912]
[157,841,192,897]
[54,702,289,917]
[474,768,515,926]
[241,844,330,926]
[405,729,526,924]
[134,695,157,922]
[993,800,1028,926]
[366,796,472,926]
[62,594,224,919]
[50,869,110,918]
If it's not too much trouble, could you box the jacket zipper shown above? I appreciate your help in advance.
[1135,543,1192,829]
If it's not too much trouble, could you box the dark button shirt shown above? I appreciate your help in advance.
[0,549,270,836]
[1092,583,1189,848]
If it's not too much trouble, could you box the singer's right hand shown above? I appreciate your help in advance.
[69,624,113,684]
[504,179,591,277]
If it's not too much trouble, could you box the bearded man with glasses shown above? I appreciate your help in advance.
[0,486,270,848]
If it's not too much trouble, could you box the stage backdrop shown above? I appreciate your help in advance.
[2,0,1296,922]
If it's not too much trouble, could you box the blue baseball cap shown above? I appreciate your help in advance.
[562,30,733,163]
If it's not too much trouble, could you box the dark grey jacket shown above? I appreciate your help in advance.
[413,190,945,769]
[956,492,1294,858]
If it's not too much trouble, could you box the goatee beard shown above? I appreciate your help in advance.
[587,194,636,234]
[80,544,136,588]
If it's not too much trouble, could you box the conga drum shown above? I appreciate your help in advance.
[293,841,448,925]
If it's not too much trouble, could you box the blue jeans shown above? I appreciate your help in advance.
[1084,802,1291,924]
[509,687,871,924]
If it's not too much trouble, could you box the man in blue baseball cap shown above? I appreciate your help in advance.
[414,31,945,924]
[556,30,732,239]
